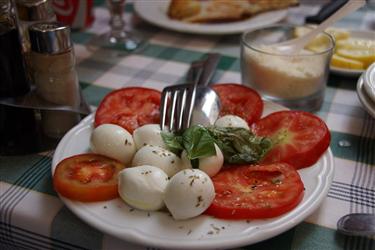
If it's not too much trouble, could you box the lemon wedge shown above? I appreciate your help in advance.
[336,49,375,67]
[331,54,364,70]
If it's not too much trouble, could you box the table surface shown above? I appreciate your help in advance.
[1,1,374,250]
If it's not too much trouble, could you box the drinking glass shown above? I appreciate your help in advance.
[89,0,144,53]
[241,25,335,112]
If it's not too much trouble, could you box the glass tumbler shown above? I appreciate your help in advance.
[241,25,335,111]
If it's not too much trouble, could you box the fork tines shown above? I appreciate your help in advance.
[160,82,197,132]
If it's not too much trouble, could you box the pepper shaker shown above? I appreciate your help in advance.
[15,0,56,84]
[16,0,56,53]
[29,22,81,138]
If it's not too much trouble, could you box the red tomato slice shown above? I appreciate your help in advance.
[212,84,263,125]
[94,87,161,133]
[205,163,304,219]
[252,111,330,169]
[53,154,125,202]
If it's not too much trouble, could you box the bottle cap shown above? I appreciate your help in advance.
[29,21,71,54]
[16,0,55,21]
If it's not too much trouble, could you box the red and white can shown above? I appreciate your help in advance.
[52,0,94,30]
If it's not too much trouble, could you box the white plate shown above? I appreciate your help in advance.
[357,73,375,119]
[330,30,375,77]
[133,0,288,35]
[52,101,334,249]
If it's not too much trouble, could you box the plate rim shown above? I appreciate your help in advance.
[363,63,375,102]
[133,0,288,35]
[357,73,375,119]
[52,100,335,249]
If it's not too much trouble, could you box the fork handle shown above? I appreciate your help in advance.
[187,53,221,87]
[198,53,221,87]
[305,0,347,24]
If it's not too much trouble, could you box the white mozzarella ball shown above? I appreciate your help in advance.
[118,165,169,211]
[133,124,165,150]
[132,145,182,177]
[164,169,215,220]
[181,144,224,177]
[90,124,136,164]
[214,115,250,130]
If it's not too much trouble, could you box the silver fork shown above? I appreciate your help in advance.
[160,53,221,132]
[160,68,202,132]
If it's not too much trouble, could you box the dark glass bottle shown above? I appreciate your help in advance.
[0,23,30,96]
[0,0,37,155]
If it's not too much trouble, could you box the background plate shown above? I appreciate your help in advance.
[52,101,334,249]
[134,0,288,35]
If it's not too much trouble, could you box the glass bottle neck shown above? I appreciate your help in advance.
[107,0,126,38]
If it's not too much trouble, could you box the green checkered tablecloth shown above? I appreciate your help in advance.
[1,1,374,250]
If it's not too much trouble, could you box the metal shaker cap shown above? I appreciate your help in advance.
[16,0,55,21]
[29,21,72,54]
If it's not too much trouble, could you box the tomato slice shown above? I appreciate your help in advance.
[252,111,330,169]
[205,163,304,219]
[212,84,263,125]
[94,87,161,133]
[53,154,125,202]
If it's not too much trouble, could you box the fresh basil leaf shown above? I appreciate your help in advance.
[207,126,272,164]
[162,125,271,165]
[161,131,183,155]
[182,125,216,160]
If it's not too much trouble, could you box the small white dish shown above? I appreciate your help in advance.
[363,63,375,102]
[52,101,335,249]
[357,73,375,119]
[133,0,288,35]
[330,30,375,77]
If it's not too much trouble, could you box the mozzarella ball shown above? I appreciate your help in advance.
[133,124,165,150]
[214,115,250,130]
[164,169,215,220]
[118,165,169,211]
[132,145,182,177]
[90,124,136,164]
[181,144,224,177]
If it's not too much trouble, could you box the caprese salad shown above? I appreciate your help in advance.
[53,84,330,221]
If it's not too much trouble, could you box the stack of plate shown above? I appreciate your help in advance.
[357,63,375,118]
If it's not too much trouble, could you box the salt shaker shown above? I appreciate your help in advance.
[29,22,81,138]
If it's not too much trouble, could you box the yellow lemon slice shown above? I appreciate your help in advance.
[336,38,375,50]
[294,26,314,37]
[325,28,350,41]
[294,27,326,50]
[294,27,349,40]
[336,48,375,67]
[331,54,364,70]
[306,45,326,53]
[294,26,347,52]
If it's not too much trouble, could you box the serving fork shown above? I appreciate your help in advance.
[160,53,221,132]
